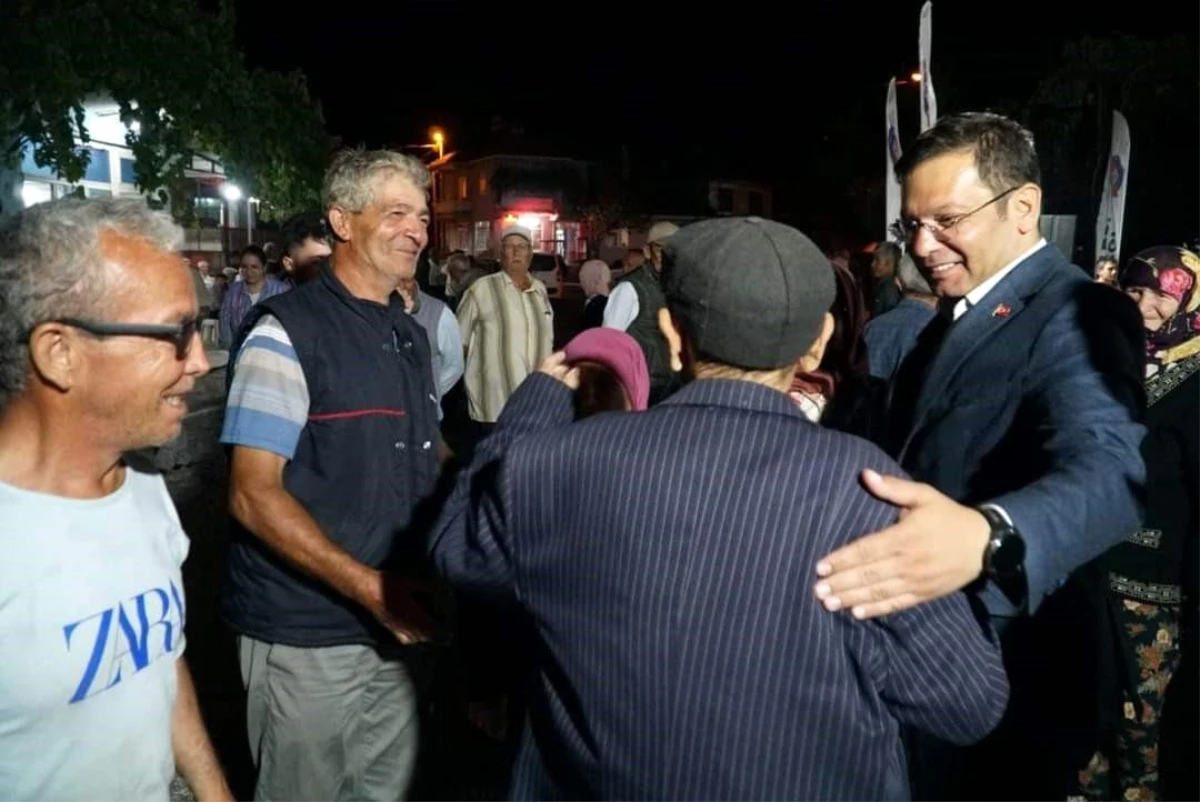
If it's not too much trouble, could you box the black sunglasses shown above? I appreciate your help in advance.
[52,317,201,360]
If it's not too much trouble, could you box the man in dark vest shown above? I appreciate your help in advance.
[219,149,441,800]
[603,220,679,403]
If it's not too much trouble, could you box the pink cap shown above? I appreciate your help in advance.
[562,328,651,411]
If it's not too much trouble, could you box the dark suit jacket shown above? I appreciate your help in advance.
[433,374,1008,800]
[888,244,1146,617]
[864,297,939,382]
[886,246,1146,799]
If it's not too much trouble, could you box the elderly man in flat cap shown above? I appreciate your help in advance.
[432,216,1008,800]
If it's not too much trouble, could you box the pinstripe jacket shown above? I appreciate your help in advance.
[432,373,1008,800]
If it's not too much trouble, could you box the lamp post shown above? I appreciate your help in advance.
[425,128,448,255]
[220,182,242,255]
[247,197,259,243]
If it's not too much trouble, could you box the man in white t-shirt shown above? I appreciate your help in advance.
[0,198,231,800]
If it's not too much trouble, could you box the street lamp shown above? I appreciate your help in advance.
[430,128,445,160]
[221,183,243,202]
[910,71,923,83]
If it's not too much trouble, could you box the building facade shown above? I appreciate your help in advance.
[18,98,262,267]
[595,179,775,264]
[432,154,590,263]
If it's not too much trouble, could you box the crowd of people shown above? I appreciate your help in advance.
[0,110,1195,802]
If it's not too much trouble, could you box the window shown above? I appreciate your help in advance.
[716,187,733,212]
[82,148,111,184]
[447,223,470,252]
[553,224,566,257]
[21,147,55,178]
[456,175,469,200]
[25,147,112,183]
[120,158,137,185]
[194,197,223,226]
[478,173,489,194]
[473,221,490,254]
[748,191,764,216]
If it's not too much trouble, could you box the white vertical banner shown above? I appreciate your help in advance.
[919,1,938,132]
[885,78,903,241]
[1095,110,1131,260]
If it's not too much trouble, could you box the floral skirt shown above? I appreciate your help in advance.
[1071,599,1181,801]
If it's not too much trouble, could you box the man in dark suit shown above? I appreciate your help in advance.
[811,113,1146,798]
[432,217,1009,800]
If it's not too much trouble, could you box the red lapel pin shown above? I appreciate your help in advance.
[991,303,1012,319]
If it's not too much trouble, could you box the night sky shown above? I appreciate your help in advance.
[235,0,1196,248]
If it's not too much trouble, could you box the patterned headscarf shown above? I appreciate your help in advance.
[1119,246,1200,373]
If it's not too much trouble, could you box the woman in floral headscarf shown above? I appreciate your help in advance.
[1074,246,1199,802]
[1123,246,1200,374]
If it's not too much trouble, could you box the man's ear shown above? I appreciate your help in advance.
[657,308,684,372]
[326,205,353,243]
[1010,183,1042,236]
[27,322,80,393]
[797,313,836,373]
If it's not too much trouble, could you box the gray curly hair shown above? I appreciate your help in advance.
[0,197,182,411]
[321,149,430,214]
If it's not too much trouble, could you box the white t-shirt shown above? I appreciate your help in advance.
[0,466,190,801]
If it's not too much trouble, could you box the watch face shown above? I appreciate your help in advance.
[993,532,1026,575]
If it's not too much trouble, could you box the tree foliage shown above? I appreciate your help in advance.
[0,0,331,220]
[1025,34,1195,242]
[572,146,652,258]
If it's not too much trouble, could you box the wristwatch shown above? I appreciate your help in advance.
[977,505,1026,581]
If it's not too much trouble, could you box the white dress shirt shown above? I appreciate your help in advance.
[952,238,1047,320]
[602,282,640,331]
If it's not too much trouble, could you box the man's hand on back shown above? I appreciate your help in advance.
[813,470,991,619]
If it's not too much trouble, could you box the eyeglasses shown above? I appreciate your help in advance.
[897,186,1019,242]
[52,317,201,360]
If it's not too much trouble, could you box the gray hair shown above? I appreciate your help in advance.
[0,197,182,410]
[896,252,932,295]
[321,149,430,214]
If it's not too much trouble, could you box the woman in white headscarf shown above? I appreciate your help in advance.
[578,258,612,331]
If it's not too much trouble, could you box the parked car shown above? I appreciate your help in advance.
[531,252,564,297]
